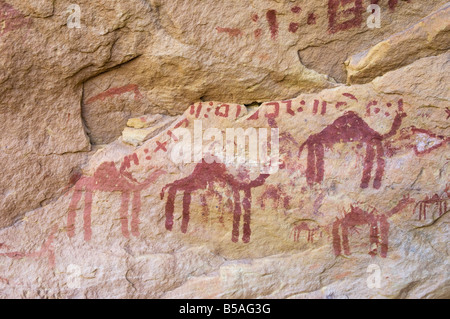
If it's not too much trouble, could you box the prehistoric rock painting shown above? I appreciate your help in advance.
[299,101,406,189]
[67,154,165,241]
[0,2,31,37]
[258,184,291,212]
[217,0,407,40]
[385,126,449,157]
[291,222,321,243]
[160,160,269,243]
[332,196,413,257]
[0,226,57,269]
[85,84,143,105]
[414,185,449,220]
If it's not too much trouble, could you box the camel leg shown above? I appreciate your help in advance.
[361,144,375,189]
[332,220,341,256]
[231,190,242,243]
[242,189,252,243]
[306,143,316,187]
[314,143,325,184]
[165,187,177,231]
[120,192,130,238]
[379,216,390,258]
[373,143,385,189]
[369,221,379,256]
[131,191,141,237]
[200,194,209,222]
[83,191,93,241]
[181,192,191,233]
[67,186,83,238]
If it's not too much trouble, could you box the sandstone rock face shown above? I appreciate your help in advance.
[0,0,449,299]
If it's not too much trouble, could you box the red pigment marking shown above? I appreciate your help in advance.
[298,107,304,112]
[312,100,319,114]
[321,101,327,115]
[389,0,399,10]
[299,106,406,189]
[301,100,306,105]
[365,100,378,116]
[189,105,195,115]
[415,185,449,220]
[167,130,179,142]
[248,110,260,120]
[342,93,358,102]
[0,226,57,268]
[144,149,149,154]
[215,104,230,117]
[385,112,390,117]
[446,108,450,120]
[207,108,211,112]
[195,103,203,118]
[251,13,259,22]
[160,160,269,243]
[0,2,32,37]
[307,13,317,25]
[236,105,242,118]
[266,10,279,40]
[254,28,263,38]
[335,101,347,109]
[289,22,299,33]
[67,158,166,240]
[204,114,209,118]
[86,84,143,105]
[374,108,380,114]
[291,6,302,14]
[283,100,295,116]
[145,156,151,161]
[155,141,168,153]
[174,118,189,129]
[209,102,214,106]
[407,127,450,156]
[387,103,392,108]
[291,222,320,243]
[333,196,412,258]
[216,27,243,37]
[328,0,364,34]
[258,184,291,211]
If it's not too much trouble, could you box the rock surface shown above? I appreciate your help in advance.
[0,0,449,299]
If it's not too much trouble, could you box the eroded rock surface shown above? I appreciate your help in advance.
[0,0,449,299]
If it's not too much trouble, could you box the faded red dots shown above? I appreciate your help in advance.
[254,28,263,38]
[160,160,269,243]
[289,22,299,33]
[266,10,279,40]
[291,6,302,14]
[216,27,243,37]
[307,13,317,25]
[251,13,259,22]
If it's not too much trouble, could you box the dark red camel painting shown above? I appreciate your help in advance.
[67,154,165,241]
[299,100,406,189]
[332,195,413,258]
[160,160,269,243]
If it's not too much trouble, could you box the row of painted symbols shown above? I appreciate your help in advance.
[216,0,407,39]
